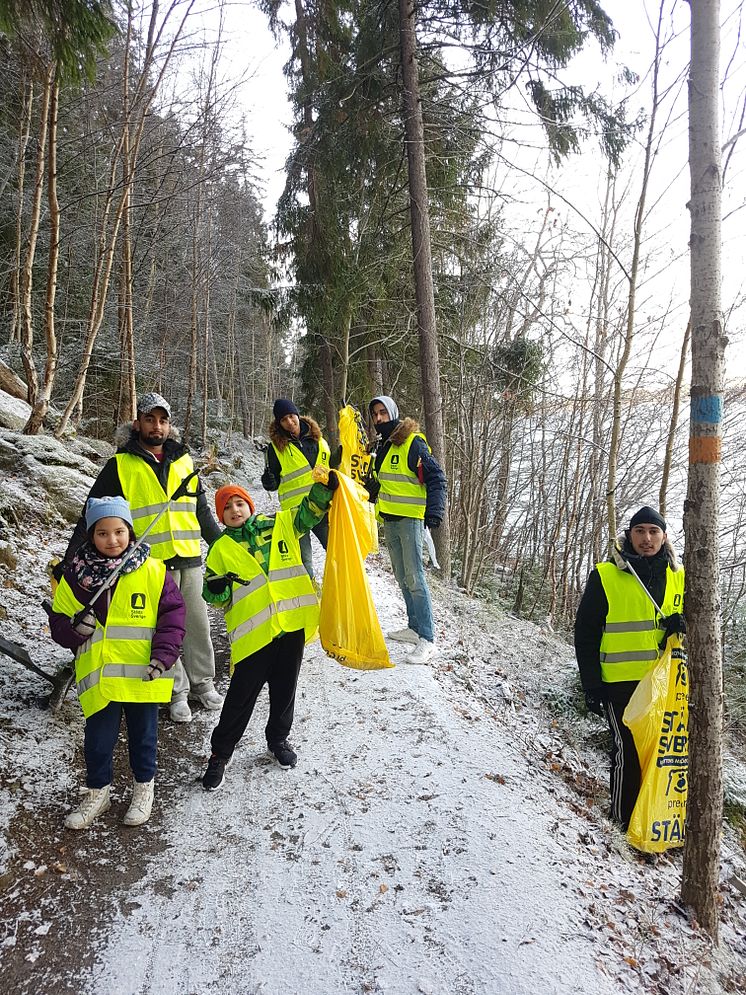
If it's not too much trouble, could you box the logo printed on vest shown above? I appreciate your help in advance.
[131,593,146,610]
[391,454,400,465]
[278,540,289,555]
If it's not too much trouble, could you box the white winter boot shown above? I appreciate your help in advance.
[65,785,111,830]
[123,778,155,826]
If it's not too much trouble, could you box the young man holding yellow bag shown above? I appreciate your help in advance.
[574,507,686,829]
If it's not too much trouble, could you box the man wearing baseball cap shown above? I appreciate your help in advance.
[65,391,223,723]
[574,506,686,829]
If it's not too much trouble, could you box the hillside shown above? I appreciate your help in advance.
[0,399,745,995]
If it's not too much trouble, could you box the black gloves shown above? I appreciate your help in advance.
[329,445,343,470]
[325,470,339,492]
[663,612,686,637]
[72,609,97,637]
[51,559,65,582]
[424,515,441,530]
[584,689,606,717]
[363,476,380,503]
[261,469,278,491]
[206,574,230,595]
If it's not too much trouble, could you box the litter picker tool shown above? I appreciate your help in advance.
[72,470,199,623]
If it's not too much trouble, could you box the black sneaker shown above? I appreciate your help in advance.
[268,740,297,769]
[202,753,231,791]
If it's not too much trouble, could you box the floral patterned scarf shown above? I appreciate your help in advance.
[70,540,150,593]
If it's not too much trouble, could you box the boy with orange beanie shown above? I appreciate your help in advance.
[200,470,338,790]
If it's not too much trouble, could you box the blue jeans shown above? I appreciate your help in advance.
[384,517,434,642]
[84,702,159,788]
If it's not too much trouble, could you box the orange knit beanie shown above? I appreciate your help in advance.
[215,485,255,522]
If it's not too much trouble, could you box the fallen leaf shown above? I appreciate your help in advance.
[336,889,347,899]
[379,883,389,894]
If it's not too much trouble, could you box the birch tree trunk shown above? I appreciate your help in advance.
[19,65,53,406]
[24,75,60,434]
[398,0,450,578]
[680,0,725,943]
[10,75,33,345]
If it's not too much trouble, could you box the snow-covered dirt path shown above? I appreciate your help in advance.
[81,597,619,995]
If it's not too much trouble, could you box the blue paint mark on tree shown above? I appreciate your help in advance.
[691,395,722,424]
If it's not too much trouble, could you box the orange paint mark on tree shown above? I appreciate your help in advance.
[689,437,721,464]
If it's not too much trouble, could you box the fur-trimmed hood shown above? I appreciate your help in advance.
[269,415,322,452]
[613,536,682,573]
[388,417,420,447]
[114,422,184,454]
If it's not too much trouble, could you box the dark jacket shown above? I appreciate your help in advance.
[371,417,447,524]
[574,539,678,702]
[65,426,220,570]
[49,560,186,667]
[263,416,325,489]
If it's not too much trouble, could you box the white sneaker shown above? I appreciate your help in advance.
[190,687,223,710]
[123,779,154,826]
[388,627,419,644]
[65,785,111,830]
[405,638,436,665]
[170,700,192,723]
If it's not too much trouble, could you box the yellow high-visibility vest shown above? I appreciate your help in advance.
[376,433,427,519]
[274,438,330,510]
[597,561,685,683]
[52,559,173,717]
[205,510,319,672]
[115,452,201,559]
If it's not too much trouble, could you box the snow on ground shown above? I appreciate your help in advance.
[0,415,745,994]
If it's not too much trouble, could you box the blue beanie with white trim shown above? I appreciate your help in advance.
[85,496,134,530]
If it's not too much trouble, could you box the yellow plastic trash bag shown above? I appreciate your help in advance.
[338,404,378,554]
[317,470,392,670]
[623,634,688,853]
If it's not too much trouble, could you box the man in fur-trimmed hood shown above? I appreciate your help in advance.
[261,398,333,580]
[64,392,223,724]
[366,395,447,666]
[574,505,686,830]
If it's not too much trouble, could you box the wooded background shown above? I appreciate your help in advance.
[0,0,743,667]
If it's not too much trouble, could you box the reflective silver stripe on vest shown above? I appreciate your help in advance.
[105,625,156,640]
[281,484,312,502]
[382,493,427,506]
[145,529,201,546]
[131,499,197,518]
[77,670,100,694]
[231,575,269,606]
[604,620,658,633]
[379,472,418,483]
[80,628,105,651]
[232,605,276,640]
[268,566,308,582]
[282,465,311,483]
[600,650,659,663]
[275,594,317,613]
[101,663,151,679]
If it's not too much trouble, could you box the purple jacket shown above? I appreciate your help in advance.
[49,564,186,668]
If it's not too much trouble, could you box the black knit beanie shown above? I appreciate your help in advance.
[273,398,300,421]
[629,506,666,531]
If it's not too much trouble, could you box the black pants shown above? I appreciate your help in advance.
[211,629,304,761]
[603,685,641,830]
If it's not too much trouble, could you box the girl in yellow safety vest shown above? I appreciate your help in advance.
[200,472,338,791]
[50,496,186,831]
